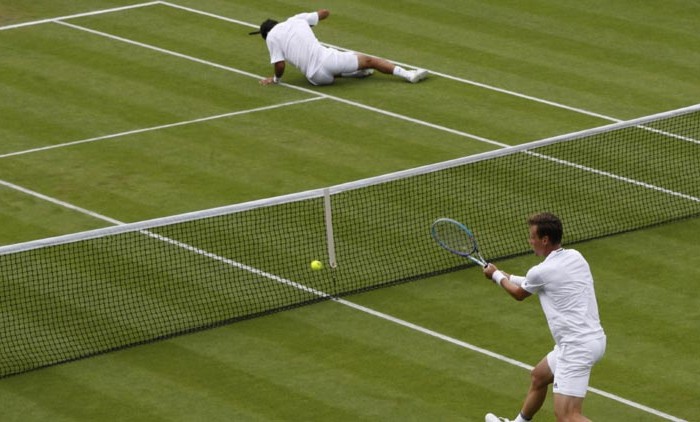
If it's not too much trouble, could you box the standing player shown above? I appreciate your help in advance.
[250,9,428,86]
[483,212,606,422]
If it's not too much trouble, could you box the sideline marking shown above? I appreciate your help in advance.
[54,19,505,149]
[0,178,687,422]
[51,19,697,215]
[0,4,691,420]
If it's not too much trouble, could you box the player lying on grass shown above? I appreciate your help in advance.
[483,213,606,422]
[250,9,428,86]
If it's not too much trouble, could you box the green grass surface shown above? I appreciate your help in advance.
[0,1,698,421]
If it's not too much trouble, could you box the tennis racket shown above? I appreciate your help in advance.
[431,218,488,267]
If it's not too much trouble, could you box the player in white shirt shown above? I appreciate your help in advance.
[250,9,428,86]
[483,213,606,422]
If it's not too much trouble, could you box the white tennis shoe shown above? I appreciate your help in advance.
[406,68,428,83]
[485,413,511,422]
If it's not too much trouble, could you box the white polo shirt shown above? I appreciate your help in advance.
[521,248,605,346]
[265,12,330,79]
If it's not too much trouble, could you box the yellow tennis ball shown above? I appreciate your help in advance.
[310,260,323,270]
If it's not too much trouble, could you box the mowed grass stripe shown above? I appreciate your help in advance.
[0,2,696,421]
[0,97,325,159]
[0,99,496,223]
[0,186,108,246]
[327,0,699,118]
[61,3,600,143]
[67,3,269,78]
[0,22,311,154]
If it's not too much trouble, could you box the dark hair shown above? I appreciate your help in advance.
[527,212,563,244]
[248,19,278,40]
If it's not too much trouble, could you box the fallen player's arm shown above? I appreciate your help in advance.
[260,61,286,85]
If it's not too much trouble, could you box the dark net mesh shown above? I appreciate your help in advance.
[1,107,699,377]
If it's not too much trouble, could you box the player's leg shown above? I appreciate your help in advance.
[553,394,589,422]
[356,54,395,74]
[485,353,554,422]
[356,54,428,83]
[521,354,555,419]
[310,45,428,85]
[550,337,605,422]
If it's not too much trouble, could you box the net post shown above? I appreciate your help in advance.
[323,188,338,268]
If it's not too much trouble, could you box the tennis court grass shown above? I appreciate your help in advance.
[0,1,698,421]
[1,217,697,420]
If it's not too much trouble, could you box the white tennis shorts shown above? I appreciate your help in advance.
[308,50,359,85]
[547,336,606,398]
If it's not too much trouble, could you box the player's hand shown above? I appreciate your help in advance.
[259,77,277,86]
[483,263,498,279]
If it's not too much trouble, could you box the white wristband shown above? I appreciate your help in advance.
[272,75,280,84]
[491,270,507,286]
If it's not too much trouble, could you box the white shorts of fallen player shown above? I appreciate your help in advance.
[308,50,359,85]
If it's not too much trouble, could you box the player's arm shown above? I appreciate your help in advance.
[317,9,330,20]
[483,264,532,301]
[260,61,286,85]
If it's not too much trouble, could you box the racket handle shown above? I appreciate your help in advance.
[468,256,487,267]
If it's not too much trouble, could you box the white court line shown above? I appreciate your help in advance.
[340,300,687,422]
[5,1,697,159]
[50,18,698,212]
[53,19,505,149]
[0,179,122,225]
[0,178,686,422]
[0,0,624,124]
[0,5,690,420]
[528,151,700,203]
[0,2,159,31]
[161,0,616,122]
[4,0,699,149]
[162,1,700,146]
[0,97,324,159]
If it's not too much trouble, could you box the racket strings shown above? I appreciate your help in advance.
[435,223,477,254]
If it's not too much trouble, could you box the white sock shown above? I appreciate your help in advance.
[514,413,531,422]
[392,66,408,78]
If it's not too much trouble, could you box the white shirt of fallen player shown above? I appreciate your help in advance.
[265,12,330,81]
[520,248,606,346]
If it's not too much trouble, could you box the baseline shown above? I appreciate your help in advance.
[0,2,159,31]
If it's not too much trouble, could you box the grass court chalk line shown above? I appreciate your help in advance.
[42,19,700,213]
[0,98,324,159]
[3,0,697,160]
[0,178,686,422]
[0,2,160,31]
[0,4,689,420]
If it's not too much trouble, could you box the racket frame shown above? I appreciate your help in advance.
[431,217,488,267]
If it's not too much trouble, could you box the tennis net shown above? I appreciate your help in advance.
[1,104,699,377]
